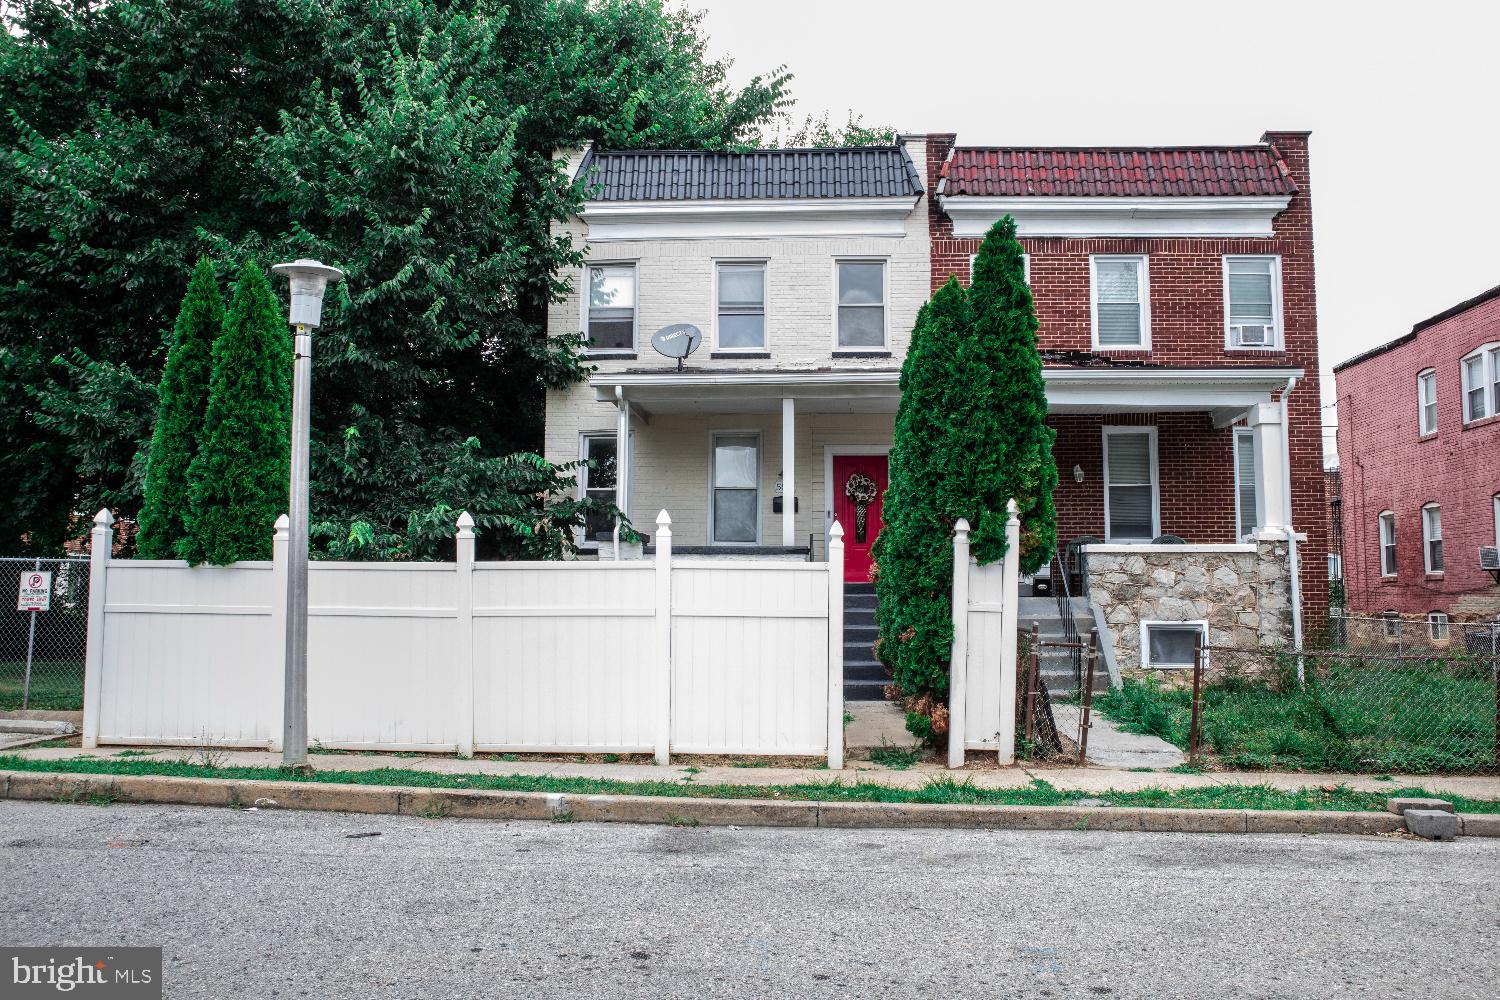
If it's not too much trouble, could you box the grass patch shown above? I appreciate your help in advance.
[3,754,1495,814]
[867,741,921,770]
[1095,663,1498,774]
[0,659,84,711]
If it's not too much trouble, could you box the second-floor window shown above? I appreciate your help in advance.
[1417,369,1438,435]
[1224,256,1282,349]
[586,263,636,352]
[1461,343,1500,423]
[1378,510,1397,577]
[1422,502,1443,573]
[1092,255,1149,350]
[836,260,887,349]
[716,262,766,351]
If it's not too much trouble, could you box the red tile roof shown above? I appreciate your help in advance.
[941,146,1297,198]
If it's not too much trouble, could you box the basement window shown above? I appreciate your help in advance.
[1428,612,1449,641]
[1141,622,1207,669]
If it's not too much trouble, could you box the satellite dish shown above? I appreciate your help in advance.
[651,324,702,369]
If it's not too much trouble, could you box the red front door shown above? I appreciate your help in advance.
[833,454,888,583]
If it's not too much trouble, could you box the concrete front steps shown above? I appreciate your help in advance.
[843,583,889,702]
[1017,596,1109,695]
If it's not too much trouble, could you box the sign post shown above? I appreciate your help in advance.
[16,562,50,709]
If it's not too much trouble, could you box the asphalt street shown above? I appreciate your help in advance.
[3,800,1496,999]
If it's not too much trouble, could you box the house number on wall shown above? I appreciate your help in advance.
[844,472,878,543]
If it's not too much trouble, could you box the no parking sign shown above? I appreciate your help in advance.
[16,570,51,611]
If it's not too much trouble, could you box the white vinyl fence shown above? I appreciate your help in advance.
[81,509,847,766]
[947,502,1022,768]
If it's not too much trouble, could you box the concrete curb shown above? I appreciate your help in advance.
[2,770,1493,836]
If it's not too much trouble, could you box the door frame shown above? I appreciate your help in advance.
[824,445,891,539]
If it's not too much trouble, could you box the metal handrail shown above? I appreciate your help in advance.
[1052,542,1083,691]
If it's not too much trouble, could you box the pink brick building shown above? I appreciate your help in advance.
[1335,285,1500,625]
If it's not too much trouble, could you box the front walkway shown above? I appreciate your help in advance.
[10,745,1499,800]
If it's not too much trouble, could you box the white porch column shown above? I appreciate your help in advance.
[1247,401,1287,536]
[781,396,796,548]
[614,385,630,557]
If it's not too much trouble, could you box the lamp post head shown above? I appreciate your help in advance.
[271,259,344,329]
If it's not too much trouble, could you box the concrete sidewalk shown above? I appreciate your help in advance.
[9,745,1500,799]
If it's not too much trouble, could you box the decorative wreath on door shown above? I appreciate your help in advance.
[844,472,878,543]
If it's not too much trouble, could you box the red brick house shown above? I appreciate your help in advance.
[925,132,1328,661]
[1334,284,1500,630]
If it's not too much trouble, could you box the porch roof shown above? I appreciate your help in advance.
[590,366,1302,421]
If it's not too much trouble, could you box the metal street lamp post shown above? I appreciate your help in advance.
[270,259,343,768]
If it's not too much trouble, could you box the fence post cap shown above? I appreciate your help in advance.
[455,511,475,531]
[954,517,970,535]
[828,520,844,541]
[273,513,290,529]
[656,509,671,527]
[93,508,114,527]
[1006,498,1020,518]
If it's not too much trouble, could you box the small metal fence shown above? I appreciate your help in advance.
[1019,626,1101,765]
[1,557,90,711]
[1177,640,1500,775]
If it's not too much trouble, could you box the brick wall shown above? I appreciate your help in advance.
[927,131,1330,631]
[1336,292,1500,619]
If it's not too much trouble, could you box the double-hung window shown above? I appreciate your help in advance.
[579,434,618,543]
[1383,610,1402,638]
[1223,256,1281,349]
[710,433,759,544]
[586,263,636,352]
[716,262,766,351]
[1428,612,1449,641]
[1234,429,1260,540]
[1378,511,1397,577]
[836,260,887,349]
[1422,503,1443,574]
[1461,344,1500,423]
[1417,369,1438,435]
[1103,427,1158,541]
[1092,255,1149,349]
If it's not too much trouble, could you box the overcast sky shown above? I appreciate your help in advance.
[697,0,1500,461]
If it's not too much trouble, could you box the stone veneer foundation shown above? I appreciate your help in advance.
[1083,541,1293,685]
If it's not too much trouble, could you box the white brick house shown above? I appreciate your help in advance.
[544,139,932,578]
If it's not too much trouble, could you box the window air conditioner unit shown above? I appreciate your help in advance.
[1481,545,1500,583]
[1233,324,1271,347]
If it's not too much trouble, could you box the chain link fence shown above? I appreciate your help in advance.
[1,557,90,711]
[1094,636,1499,775]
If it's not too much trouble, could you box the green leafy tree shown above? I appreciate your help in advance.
[967,216,1057,572]
[0,0,793,553]
[136,259,223,558]
[182,262,290,564]
[875,280,972,708]
[876,217,1056,741]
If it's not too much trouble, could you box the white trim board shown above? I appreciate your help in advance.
[938,195,1291,238]
[581,196,921,241]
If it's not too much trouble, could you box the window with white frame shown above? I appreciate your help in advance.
[1428,612,1449,641]
[716,262,766,350]
[1422,502,1443,573]
[1461,343,1500,423]
[1103,428,1158,541]
[710,433,759,544]
[1142,621,1206,669]
[585,263,636,351]
[1494,493,1500,548]
[1378,510,1397,577]
[578,433,618,542]
[1224,256,1281,348]
[1383,610,1401,637]
[1234,429,1259,540]
[1417,369,1437,435]
[1092,255,1149,349]
[1327,553,1343,580]
[835,260,886,348]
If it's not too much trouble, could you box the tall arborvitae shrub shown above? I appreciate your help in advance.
[136,259,223,559]
[182,262,291,564]
[874,279,972,727]
[968,216,1057,573]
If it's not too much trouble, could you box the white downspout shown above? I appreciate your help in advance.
[1280,376,1305,666]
